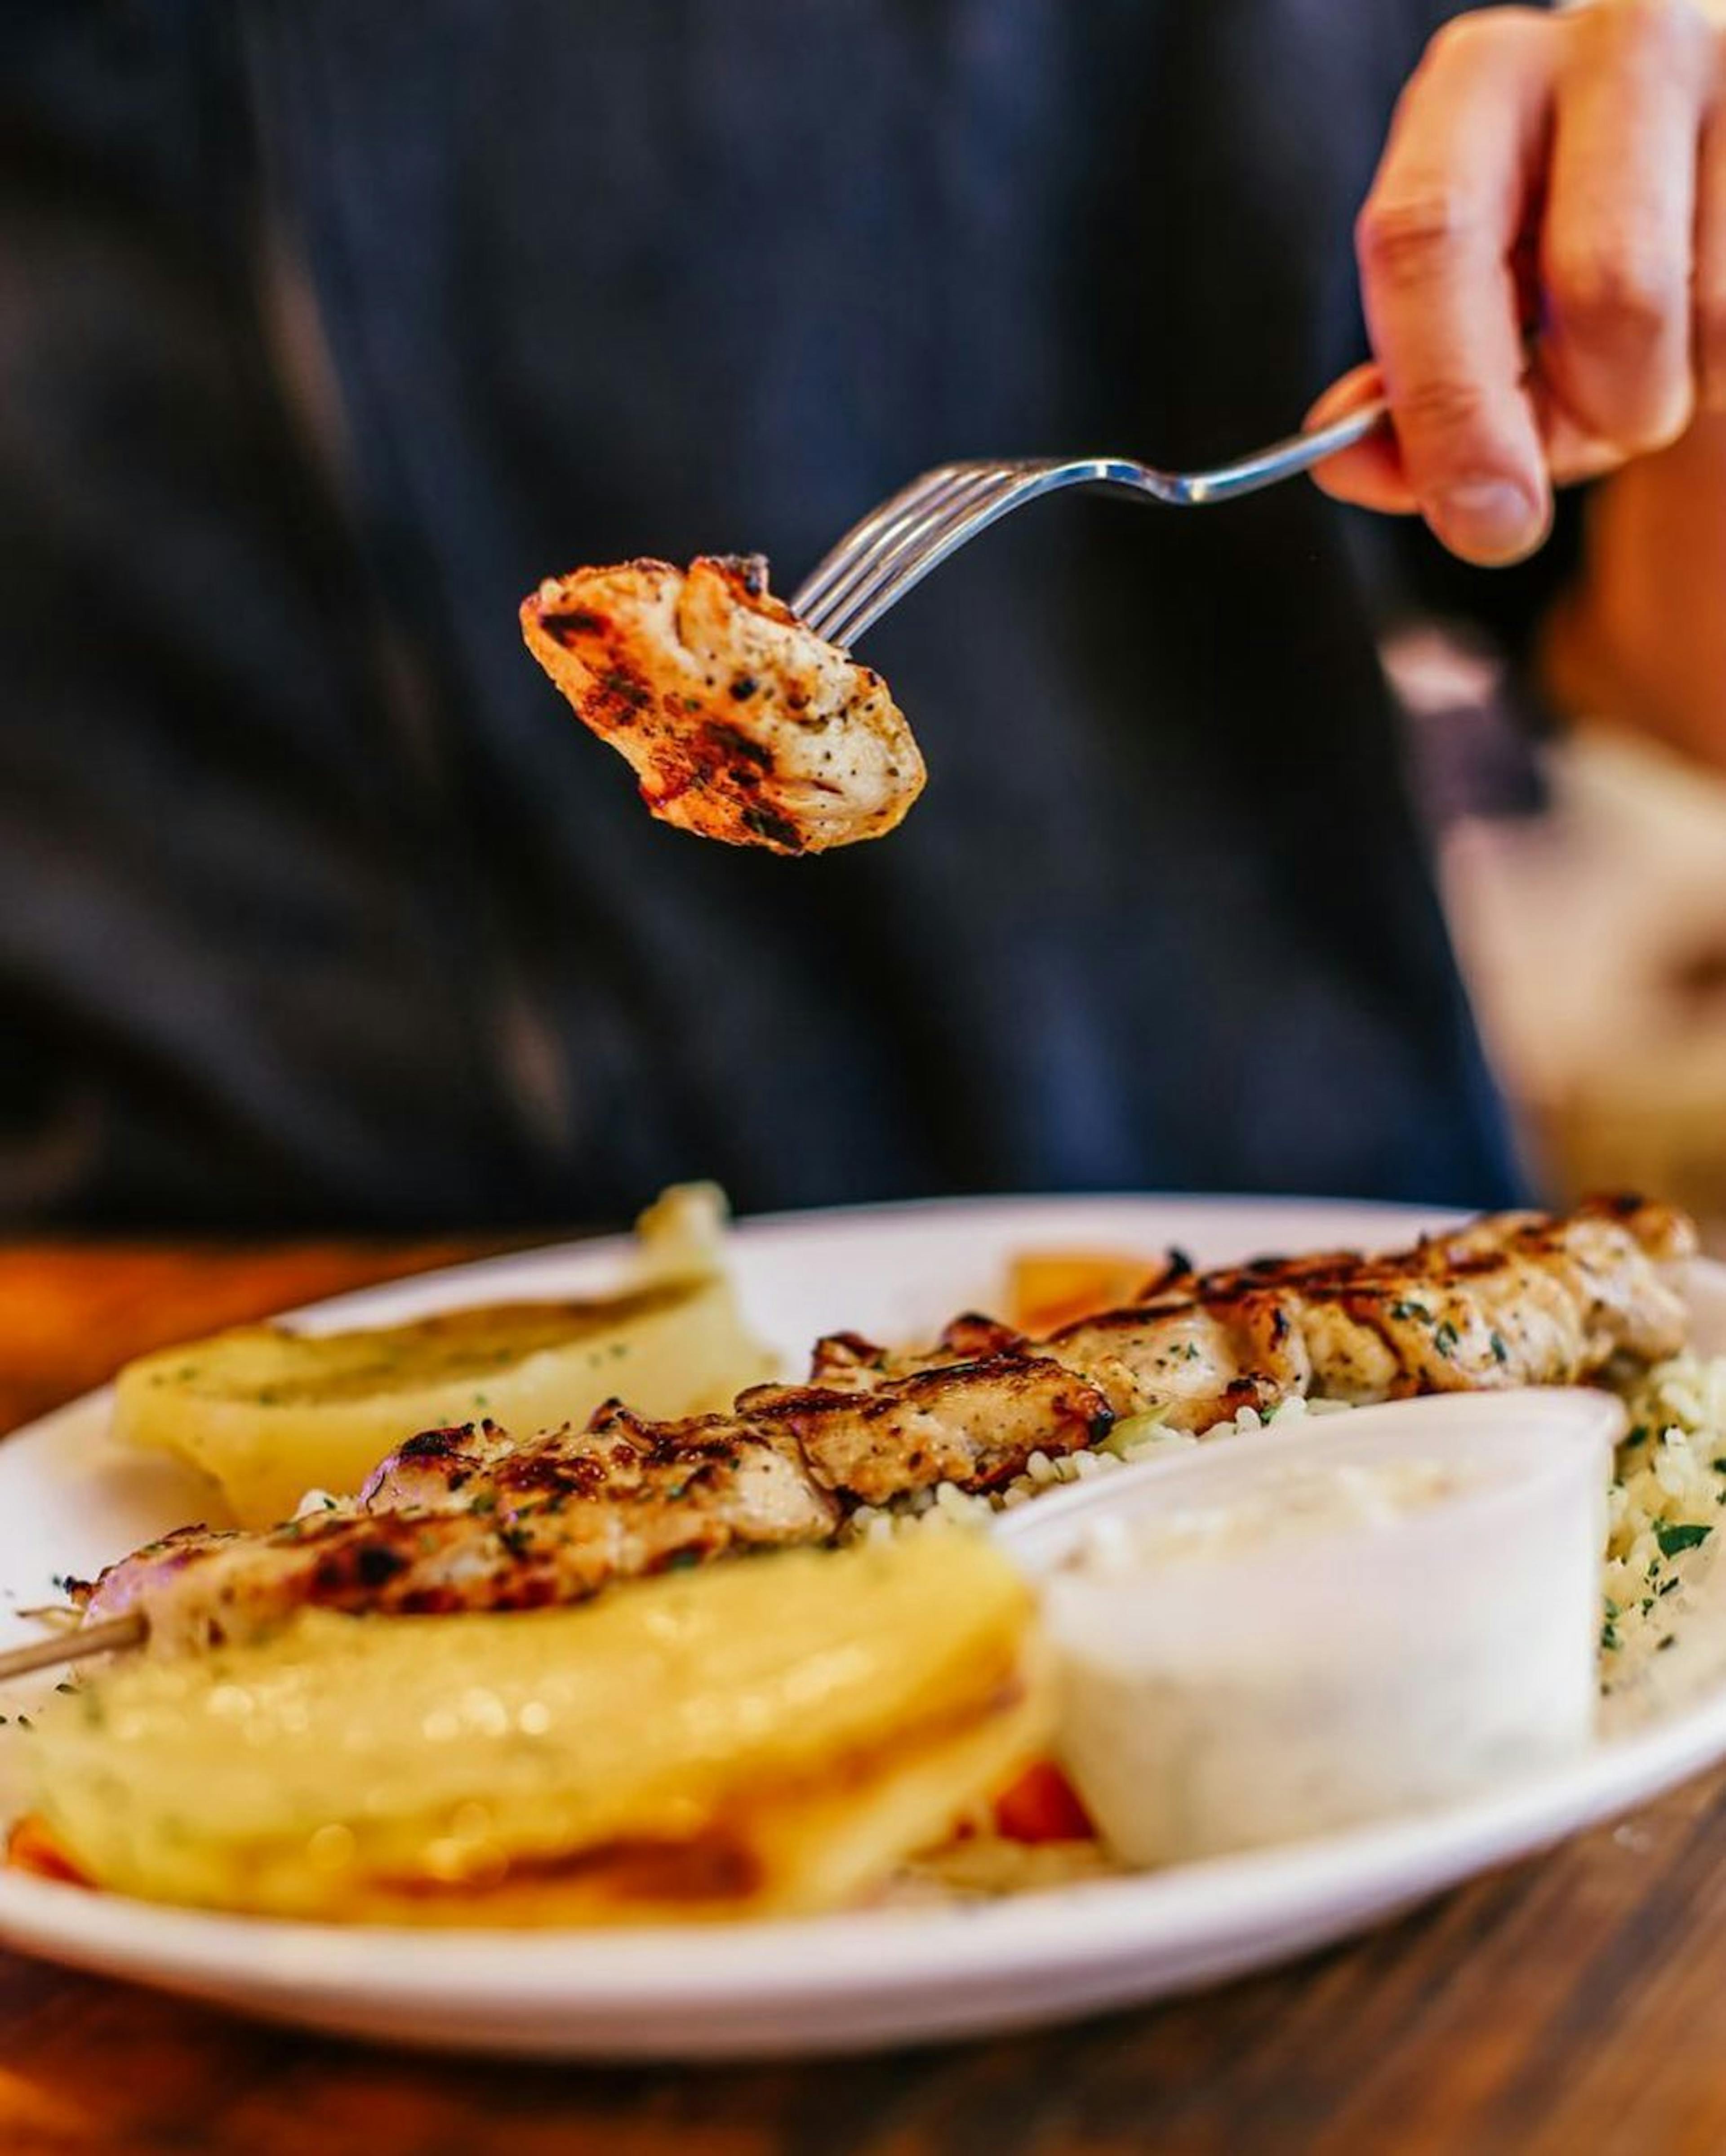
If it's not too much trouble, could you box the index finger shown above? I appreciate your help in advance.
[1355,10,1556,563]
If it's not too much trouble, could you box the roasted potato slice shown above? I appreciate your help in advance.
[112,1186,774,1526]
[24,1535,1051,1925]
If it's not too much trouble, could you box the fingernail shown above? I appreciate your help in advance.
[1432,481,1545,563]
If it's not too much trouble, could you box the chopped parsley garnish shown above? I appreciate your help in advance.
[1388,1300,1430,1323]
[1655,1522,1713,1559]
[1489,1330,1508,1365]
[1432,1320,1460,1356]
[1601,1617,1621,1653]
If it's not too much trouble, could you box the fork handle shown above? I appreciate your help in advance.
[1171,394,1392,506]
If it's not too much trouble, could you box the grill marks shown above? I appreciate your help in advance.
[1176,1195,1696,1403]
[739,1352,1116,1507]
[85,1408,843,1650]
[520,556,924,852]
[792,1195,1697,1436]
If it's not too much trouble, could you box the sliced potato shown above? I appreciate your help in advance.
[25,1534,1050,1925]
[112,1186,774,1526]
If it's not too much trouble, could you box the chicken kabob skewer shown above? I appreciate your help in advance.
[0,1195,1694,1681]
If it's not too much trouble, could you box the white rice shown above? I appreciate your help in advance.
[1602,1353,1726,1682]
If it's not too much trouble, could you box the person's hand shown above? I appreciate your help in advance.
[1310,0,1726,565]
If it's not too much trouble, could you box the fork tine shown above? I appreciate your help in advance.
[801,467,1016,642]
[796,467,999,635]
[819,469,1038,648]
[792,465,979,622]
[814,471,1019,647]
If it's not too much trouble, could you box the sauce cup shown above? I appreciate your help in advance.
[993,1389,1621,1868]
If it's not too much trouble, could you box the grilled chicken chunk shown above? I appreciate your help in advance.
[805,1315,1027,1392]
[521,556,924,853]
[812,1300,1312,1433]
[356,1405,831,1532]
[84,1411,837,1653]
[1191,1193,1695,1403]
[738,1351,1113,1506]
[1045,1290,1313,1428]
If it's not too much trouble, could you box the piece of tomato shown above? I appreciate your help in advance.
[6,1814,89,1886]
[993,1760,1095,1844]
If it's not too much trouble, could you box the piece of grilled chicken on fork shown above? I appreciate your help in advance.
[521,555,925,856]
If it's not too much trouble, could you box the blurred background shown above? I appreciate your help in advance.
[1404,648,1726,1242]
[4,4,1725,1240]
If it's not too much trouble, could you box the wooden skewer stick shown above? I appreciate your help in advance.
[0,1613,147,1684]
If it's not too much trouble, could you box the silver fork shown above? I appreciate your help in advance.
[792,396,1388,648]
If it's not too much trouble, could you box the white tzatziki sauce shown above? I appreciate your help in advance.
[1059,1457,1476,1579]
[1032,1419,1606,1869]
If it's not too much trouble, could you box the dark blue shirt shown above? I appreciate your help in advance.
[0,1,1561,1227]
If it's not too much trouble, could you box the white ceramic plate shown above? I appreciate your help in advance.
[0,1193,1722,2061]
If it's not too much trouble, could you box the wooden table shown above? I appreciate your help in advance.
[4,1239,1726,2156]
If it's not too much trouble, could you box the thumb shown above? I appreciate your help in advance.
[1304,363,1418,513]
